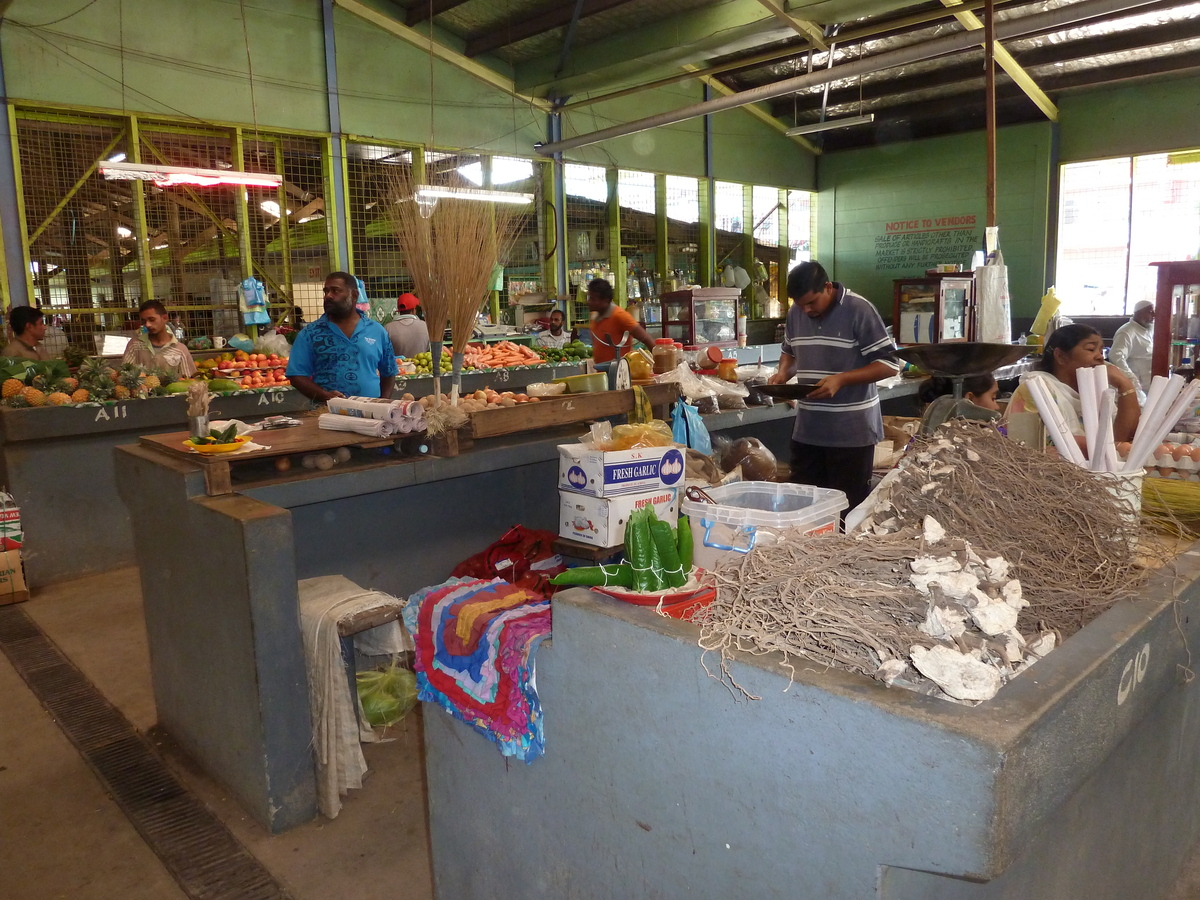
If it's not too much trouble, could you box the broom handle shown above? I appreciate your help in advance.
[451,352,464,400]
[430,339,443,406]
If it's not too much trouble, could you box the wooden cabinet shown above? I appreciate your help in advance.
[892,274,976,346]
[658,287,743,347]
[1149,260,1200,377]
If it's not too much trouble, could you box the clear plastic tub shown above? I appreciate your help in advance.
[681,482,848,571]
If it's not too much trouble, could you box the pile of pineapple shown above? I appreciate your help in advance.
[1,358,171,407]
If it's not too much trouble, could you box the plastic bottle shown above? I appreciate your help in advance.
[718,357,739,383]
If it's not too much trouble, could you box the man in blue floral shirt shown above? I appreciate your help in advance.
[287,272,397,402]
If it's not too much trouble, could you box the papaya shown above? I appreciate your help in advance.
[164,381,192,394]
[207,378,240,393]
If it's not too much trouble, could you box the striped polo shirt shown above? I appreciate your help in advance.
[782,283,899,447]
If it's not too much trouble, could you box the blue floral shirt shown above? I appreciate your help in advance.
[286,312,398,398]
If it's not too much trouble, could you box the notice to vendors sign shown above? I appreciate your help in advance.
[874,215,980,271]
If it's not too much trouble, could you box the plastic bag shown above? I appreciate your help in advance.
[356,662,417,727]
[722,437,778,481]
[590,420,673,450]
[255,333,291,357]
[450,525,565,594]
[672,400,713,455]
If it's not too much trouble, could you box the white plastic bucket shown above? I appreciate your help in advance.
[681,482,848,571]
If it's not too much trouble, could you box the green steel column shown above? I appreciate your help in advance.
[540,161,558,300]
[274,140,295,320]
[698,178,713,288]
[412,145,426,185]
[483,156,501,324]
[339,136,354,272]
[654,174,668,291]
[7,105,31,308]
[606,167,624,306]
[777,188,789,314]
[742,184,756,319]
[321,137,345,271]
[232,128,256,337]
[126,115,155,305]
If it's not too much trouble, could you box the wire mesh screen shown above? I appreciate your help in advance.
[714,181,746,270]
[346,142,418,321]
[564,163,610,322]
[245,135,331,330]
[618,170,655,302]
[665,175,699,289]
[16,113,134,340]
[788,189,814,266]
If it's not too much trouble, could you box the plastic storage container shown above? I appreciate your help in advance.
[653,338,680,375]
[681,481,848,571]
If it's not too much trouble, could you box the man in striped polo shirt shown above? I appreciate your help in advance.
[769,261,900,511]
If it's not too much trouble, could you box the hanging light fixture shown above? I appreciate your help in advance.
[785,113,874,137]
[414,184,533,205]
[99,161,283,188]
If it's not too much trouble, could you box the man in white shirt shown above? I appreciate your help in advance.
[533,310,570,349]
[1109,299,1153,398]
[385,293,431,358]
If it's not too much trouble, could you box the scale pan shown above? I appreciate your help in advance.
[894,343,1029,377]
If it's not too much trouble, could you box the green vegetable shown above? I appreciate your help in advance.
[677,515,693,574]
[650,519,686,588]
[355,662,417,727]
[207,378,240,393]
[624,507,657,592]
[550,565,635,588]
[164,381,192,394]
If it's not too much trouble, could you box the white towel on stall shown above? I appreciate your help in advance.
[297,575,407,819]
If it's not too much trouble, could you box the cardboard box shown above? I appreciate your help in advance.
[0,549,28,606]
[558,443,686,497]
[559,487,680,548]
[0,492,22,550]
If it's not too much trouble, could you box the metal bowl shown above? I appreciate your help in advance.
[894,343,1030,377]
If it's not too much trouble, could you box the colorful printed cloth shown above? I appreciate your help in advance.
[405,577,551,762]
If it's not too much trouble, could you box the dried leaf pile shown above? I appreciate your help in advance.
[693,421,1169,703]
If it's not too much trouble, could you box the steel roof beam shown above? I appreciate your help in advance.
[465,0,637,58]
[752,0,828,50]
[406,0,472,27]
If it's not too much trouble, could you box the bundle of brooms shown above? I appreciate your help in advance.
[385,167,525,434]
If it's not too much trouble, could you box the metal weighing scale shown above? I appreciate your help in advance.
[894,342,1029,434]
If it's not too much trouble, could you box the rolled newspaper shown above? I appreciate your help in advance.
[317,414,397,438]
[327,396,426,432]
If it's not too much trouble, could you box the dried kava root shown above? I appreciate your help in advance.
[856,420,1169,637]
[692,526,1055,704]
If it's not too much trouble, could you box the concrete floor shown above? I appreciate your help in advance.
[4,566,1200,900]
[0,568,433,900]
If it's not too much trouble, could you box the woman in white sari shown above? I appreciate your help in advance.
[1007,323,1140,453]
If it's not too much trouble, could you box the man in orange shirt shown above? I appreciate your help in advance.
[587,278,654,364]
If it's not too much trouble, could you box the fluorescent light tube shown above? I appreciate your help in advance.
[785,113,875,137]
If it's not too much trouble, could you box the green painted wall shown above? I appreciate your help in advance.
[816,122,1053,319]
[2,0,814,183]
[1059,74,1200,163]
[2,0,328,132]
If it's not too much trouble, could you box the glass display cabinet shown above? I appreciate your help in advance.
[892,274,976,346]
[659,287,743,347]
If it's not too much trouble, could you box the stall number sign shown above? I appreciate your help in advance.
[1117,642,1151,706]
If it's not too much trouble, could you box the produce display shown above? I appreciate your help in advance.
[550,506,693,591]
[197,350,291,389]
[402,339,588,374]
[407,389,541,412]
[0,349,294,410]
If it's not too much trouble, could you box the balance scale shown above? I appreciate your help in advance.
[894,342,1029,435]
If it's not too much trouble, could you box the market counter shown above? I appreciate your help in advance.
[424,566,1200,900]
[2,390,310,589]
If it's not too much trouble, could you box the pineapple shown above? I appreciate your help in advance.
[46,392,70,406]
[20,386,45,407]
[77,357,113,388]
[6,394,29,409]
[142,374,161,392]
[87,375,116,402]
[61,376,79,392]
[115,363,144,401]
[70,389,90,403]
[2,378,22,399]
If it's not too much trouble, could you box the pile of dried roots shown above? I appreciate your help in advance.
[859,420,1165,635]
[693,421,1178,702]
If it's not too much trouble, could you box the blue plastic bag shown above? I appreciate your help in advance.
[238,277,269,326]
[671,400,712,455]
